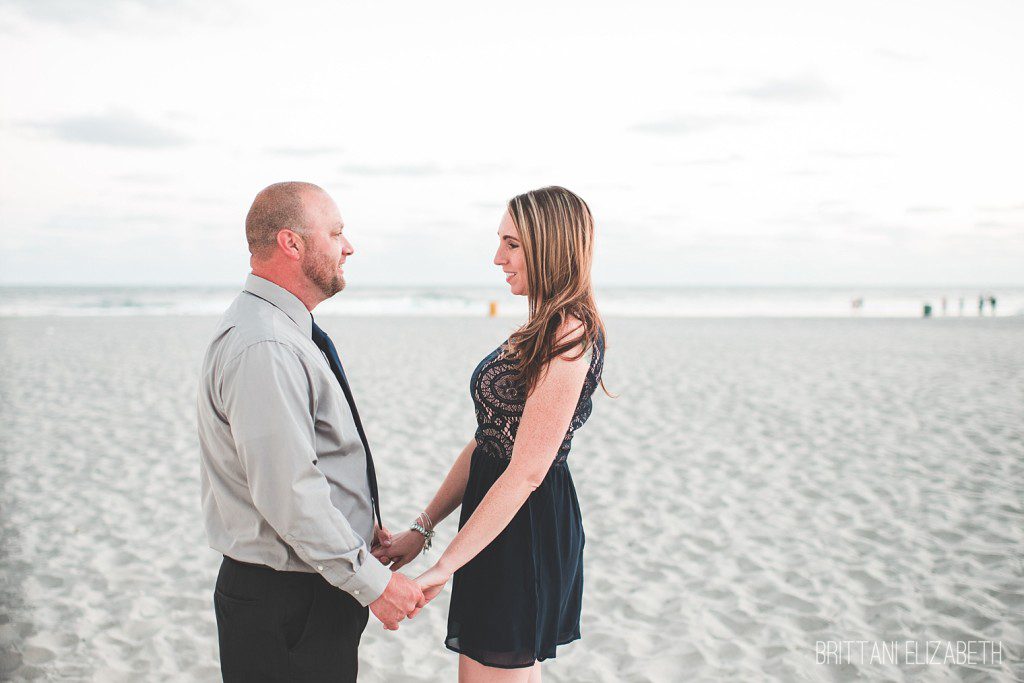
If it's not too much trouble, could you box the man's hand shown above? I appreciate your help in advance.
[368,572,425,631]
[371,529,426,570]
[371,523,392,553]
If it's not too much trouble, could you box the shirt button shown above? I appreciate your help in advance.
[317,565,324,571]
[353,590,360,596]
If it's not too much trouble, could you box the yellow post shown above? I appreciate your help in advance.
[488,301,498,318]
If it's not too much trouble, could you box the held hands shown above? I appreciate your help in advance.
[370,523,392,554]
[368,572,425,631]
[368,524,425,631]
[415,563,452,603]
[367,517,448,629]
[372,529,426,571]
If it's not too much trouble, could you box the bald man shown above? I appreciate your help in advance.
[197,182,424,682]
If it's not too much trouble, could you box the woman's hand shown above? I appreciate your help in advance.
[415,563,452,603]
[372,529,427,571]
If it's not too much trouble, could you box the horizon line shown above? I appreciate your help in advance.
[1,282,1022,290]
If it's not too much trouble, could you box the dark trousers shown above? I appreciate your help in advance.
[214,556,369,682]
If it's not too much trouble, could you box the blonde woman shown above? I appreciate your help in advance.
[373,186,607,681]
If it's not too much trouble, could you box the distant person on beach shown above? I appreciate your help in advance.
[959,296,965,315]
[978,294,985,315]
[197,182,424,681]
[990,294,997,316]
[374,186,608,681]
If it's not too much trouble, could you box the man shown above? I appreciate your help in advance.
[197,182,424,682]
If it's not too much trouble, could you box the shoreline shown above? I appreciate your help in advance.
[2,313,1023,321]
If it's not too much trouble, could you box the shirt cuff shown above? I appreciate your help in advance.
[332,555,393,607]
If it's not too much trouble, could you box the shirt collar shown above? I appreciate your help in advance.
[243,273,313,338]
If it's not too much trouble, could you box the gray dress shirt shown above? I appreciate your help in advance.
[197,274,392,606]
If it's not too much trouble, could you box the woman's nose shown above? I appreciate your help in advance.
[493,249,504,265]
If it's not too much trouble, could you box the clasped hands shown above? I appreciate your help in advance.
[366,525,450,631]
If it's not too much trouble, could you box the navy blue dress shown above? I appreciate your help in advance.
[445,334,605,669]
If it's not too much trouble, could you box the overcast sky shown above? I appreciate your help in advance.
[1,0,1022,286]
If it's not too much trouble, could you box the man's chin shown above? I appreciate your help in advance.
[327,277,345,297]
[312,277,344,299]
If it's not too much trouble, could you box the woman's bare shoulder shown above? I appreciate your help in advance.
[554,315,590,362]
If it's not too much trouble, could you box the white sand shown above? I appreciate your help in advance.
[1,315,1022,681]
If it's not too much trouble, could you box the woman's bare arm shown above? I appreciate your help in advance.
[419,330,590,587]
[424,436,477,526]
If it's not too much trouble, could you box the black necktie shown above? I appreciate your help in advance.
[310,321,382,529]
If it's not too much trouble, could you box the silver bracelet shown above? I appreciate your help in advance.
[410,521,435,551]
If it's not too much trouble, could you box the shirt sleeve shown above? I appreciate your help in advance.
[220,340,392,606]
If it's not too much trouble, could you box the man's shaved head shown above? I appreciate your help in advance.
[245,181,327,257]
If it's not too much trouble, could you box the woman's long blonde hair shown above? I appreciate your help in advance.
[504,186,607,395]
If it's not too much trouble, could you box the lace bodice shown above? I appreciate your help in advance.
[471,335,604,464]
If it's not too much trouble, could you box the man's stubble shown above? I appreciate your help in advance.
[302,246,345,299]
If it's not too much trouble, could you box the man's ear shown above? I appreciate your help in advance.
[276,229,303,261]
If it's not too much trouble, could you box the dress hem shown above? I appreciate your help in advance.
[444,634,581,670]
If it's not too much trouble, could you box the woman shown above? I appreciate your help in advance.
[374,186,606,682]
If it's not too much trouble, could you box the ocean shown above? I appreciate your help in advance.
[0,285,1021,318]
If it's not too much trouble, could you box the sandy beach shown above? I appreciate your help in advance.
[1,314,1022,681]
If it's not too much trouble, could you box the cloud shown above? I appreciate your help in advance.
[421,219,473,231]
[338,163,441,177]
[659,154,744,167]
[0,0,233,28]
[973,221,1023,235]
[813,149,892,160]
[449,163,506,176]
[978,203,1024,213]
[117,211,178,226]
[787,168,828,177]
[114,172,175,184]
[335,162,506,178]
[127,190,183,203]
[1,0,140,24]
[28,110,189,148]
[265,146,343,157]
[645,213,686,223]
[772,206,868,228]
[852,223,921,241]
[877,48,925,64]
[733,75,839,103]
[906,206,948,214]
[821,209,868,226]
[469,200,503,211]
[630,114,749,136]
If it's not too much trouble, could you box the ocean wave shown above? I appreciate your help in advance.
[1,286,1020,318]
